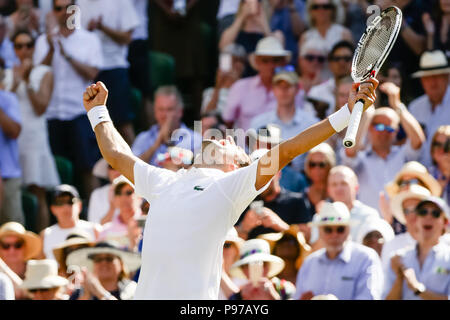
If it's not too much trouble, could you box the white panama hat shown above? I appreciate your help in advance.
[310,202,353,227]
[21,260,69,290]
[229,239,285,279]
[249,36,292,70]
[411,50,450,78]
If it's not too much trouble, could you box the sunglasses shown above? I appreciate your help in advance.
[398,178,424,188]
[372,123,396,133]
[275,65,296,74]
[116,190,134,196]
[14,42,33,50]
[311,4,334,10]
[0,241,24,250]
[417,208,442,218]
[403,207,416,215]
[303,54,326,63]
[223,242,233,249]
[90,255,116,263]
[308,161,327,169]
[28,288,53,294]
[54,4,71,12]
[260,56,286,64]
[432,139,450,153]
[329,55,352,63]
[323,226,346,234]
[52,198,77,206]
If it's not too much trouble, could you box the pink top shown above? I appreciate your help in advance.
[222,75,305,131]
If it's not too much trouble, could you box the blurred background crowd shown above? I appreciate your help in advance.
[0,0,449,300]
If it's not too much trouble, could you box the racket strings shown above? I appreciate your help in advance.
[352,9,402,81]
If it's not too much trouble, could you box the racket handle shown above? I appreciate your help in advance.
[343,100,364,149]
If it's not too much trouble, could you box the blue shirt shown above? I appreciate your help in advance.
[131,123,202,167]
[0,90,21,179]
[383,242,450,300]
[0,38,19,69]
[294,241,384,300]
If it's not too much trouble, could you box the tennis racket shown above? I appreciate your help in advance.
[343,6,403,148]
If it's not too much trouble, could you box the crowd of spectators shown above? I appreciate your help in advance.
[0,0,449,300]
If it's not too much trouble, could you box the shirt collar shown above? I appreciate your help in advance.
[319,241,352,263]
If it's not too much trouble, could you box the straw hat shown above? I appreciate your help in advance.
[390,185,431,225]
[21,260,68,290]
[52,231,95,269]
[310,202,353,227]
[249,36,291,71]
[229,239,285,279]
[355,217,395,244]
[411,50,450,78]
[0,222,42,260]
[384,161,442,198]
[66,241,141,273]
[258,224,312,270]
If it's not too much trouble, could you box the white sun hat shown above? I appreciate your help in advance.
[355,217,395,244]
[249,36,292,70]
[310,202,353,226]
[21,260,69,290]
[411,50,450,78]
[229,239,285,279]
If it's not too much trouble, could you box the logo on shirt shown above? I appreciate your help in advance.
[193,186,205,191]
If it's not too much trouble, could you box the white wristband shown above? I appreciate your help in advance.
[87,105,112,131]
[328,104,351,133]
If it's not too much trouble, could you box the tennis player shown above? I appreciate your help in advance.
[83,78,378,300]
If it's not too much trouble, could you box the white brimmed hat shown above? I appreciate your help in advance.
[385,161,442,198]
[112,175,134,191]
[411,50,450,78]
[0,222,42,260]
[229,239,285,279]
[249,36,291,70]
[355,217,395,244]
[66,241,141,273]
[390,185,431,225]
[310,202,353,226]
[21,260,69,290]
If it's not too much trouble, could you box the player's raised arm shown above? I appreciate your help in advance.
[255,78,379,190]
[83,82,140,184]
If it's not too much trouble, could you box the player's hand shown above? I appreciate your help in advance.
[83,81,109,112]
[348,78,379,113]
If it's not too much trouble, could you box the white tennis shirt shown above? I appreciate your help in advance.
[133,159,270,300]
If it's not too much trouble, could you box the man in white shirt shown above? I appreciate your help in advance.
[341,105,425,212]
[81,75,378,299]
[33,0,103,198]
[77,0,140,145]
[408,50,450,167]
[327,165,380,241]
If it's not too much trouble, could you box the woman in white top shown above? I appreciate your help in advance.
[299,0,353,54]
[3,29,60,232]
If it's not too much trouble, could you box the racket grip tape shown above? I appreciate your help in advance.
[343,100,364,148]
